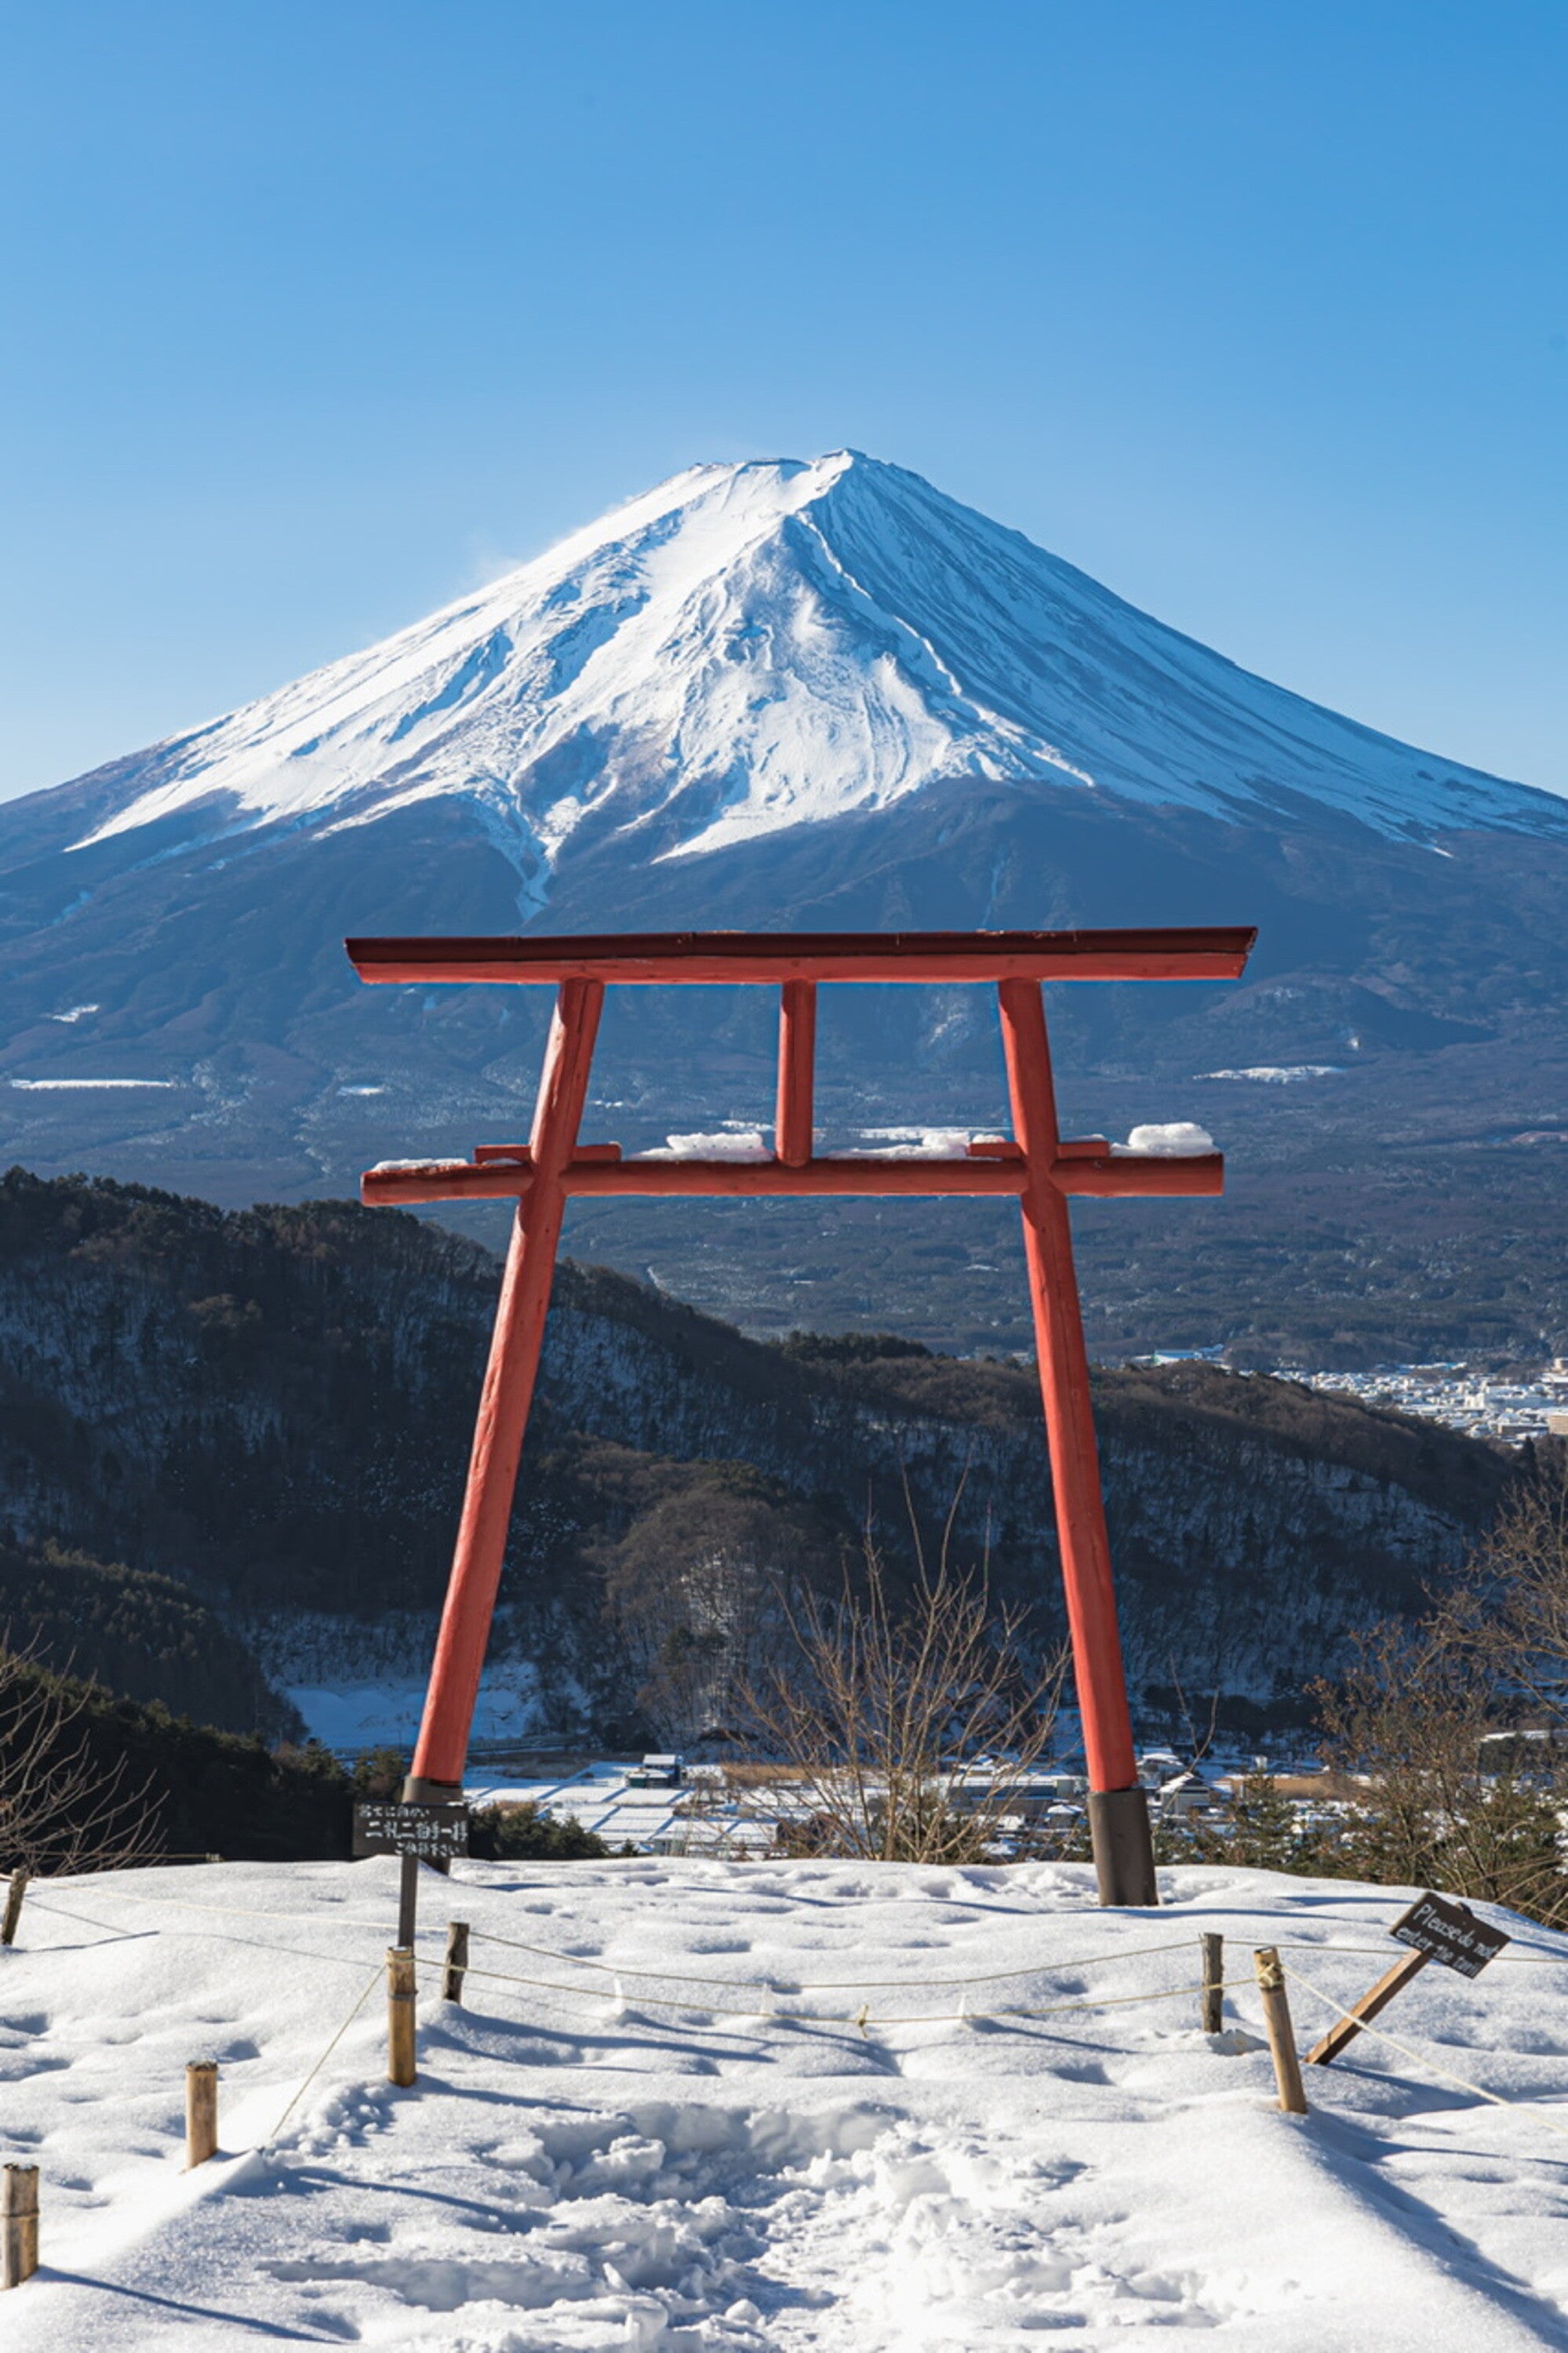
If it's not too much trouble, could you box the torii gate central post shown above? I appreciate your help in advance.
[347,926,1255,1907]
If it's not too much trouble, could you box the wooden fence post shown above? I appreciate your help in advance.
[387,1946,417,2086]
[185,2061,219,2166]
[1201,1932,1224,2034]
[397,1855,419,1951]
[443,1920,470,2005]
[2,2164,38,2289]
[1253,1947,1308,2114]
[1,1871,29,1948]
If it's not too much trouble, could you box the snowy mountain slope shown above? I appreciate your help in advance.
[52,452,1568,899]
[7,1855,1568,2349]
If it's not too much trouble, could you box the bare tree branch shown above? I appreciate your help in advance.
[739,1518,1067,1864]
[0,1638,165,1878]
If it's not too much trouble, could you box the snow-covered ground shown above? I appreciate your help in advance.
[7,1857,1568,2347]
[284,1667,544,1755]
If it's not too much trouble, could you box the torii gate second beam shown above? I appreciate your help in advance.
[347,926,1256,1907]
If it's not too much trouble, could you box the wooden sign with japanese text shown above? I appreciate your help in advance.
[353,1800,469,1862]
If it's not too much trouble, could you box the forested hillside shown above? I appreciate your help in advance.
[0,1653,350,1866]
[0,1537,297,1735]
[0,1168,1518,1734]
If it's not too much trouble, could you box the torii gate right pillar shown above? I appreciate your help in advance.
[999,977,1156,1906]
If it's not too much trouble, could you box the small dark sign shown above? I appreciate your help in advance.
[353,1800,469,1862]
[1392,1890,1510,1978]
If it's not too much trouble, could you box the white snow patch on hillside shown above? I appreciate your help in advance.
[284,1662,542,1754]
[1199,1066,1346,1085]
[839,1128,977,1160]
[6,1857,1568,2348]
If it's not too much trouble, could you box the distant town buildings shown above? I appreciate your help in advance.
[1286,1359,1568,1446]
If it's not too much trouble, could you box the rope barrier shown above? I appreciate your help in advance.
[1274,1939,1568,1967]
[29,1864,1568,2174]
[51,1875,1568,2093]
[58,1889,1568,1982]
[41,1874,1568,2009]
[262,1963,384,2148]
[38,1878,1568,1969]
[471,1923,1199,1993]
[32,1880,1181,1977]
[24,1881,1208,2005]
[1278,1958,1568,2140]
[22,1893,163,1941]
[414,1946,1239,2031]
[20,1893,1216,2027]
[1478,1951,1568,1965]
[28,1880,406,1929]
[24,1893,389,1976]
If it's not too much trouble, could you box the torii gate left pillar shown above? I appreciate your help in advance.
[349,926,1256,1907]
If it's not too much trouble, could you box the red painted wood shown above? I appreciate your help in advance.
[363,1157,1027,1205]
[998,976,1140,1798]
[346,926,1256,987]
[409,977,602,1791]
[1056,1154,1221,1198]
[360,1151,1223,1207]
[775,980,817,1167]
[471,1141,623,1164]
[965,1138,1115,1162]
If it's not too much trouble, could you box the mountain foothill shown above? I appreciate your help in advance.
[0,1168,1523,1755]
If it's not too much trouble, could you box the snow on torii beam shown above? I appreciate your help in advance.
[347,925,1256,1909]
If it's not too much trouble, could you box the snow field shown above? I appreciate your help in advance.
[5,1859,1568,2347]
[282,1665,543,1756]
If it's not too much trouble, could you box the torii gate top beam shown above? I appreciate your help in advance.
[347,925,1254,988]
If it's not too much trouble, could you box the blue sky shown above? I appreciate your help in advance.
[2,1,1564,802]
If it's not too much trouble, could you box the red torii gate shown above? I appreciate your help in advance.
[347,926,1255,1906]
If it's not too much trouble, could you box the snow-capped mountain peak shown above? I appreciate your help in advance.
[67,450,1566,903]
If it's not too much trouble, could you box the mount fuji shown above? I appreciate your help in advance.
[4,452,1567,1357]
[45,450,1562,874]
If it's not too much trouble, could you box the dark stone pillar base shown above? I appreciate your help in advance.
[401,1775,464,1805]
[1088,1785,1158,1907]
